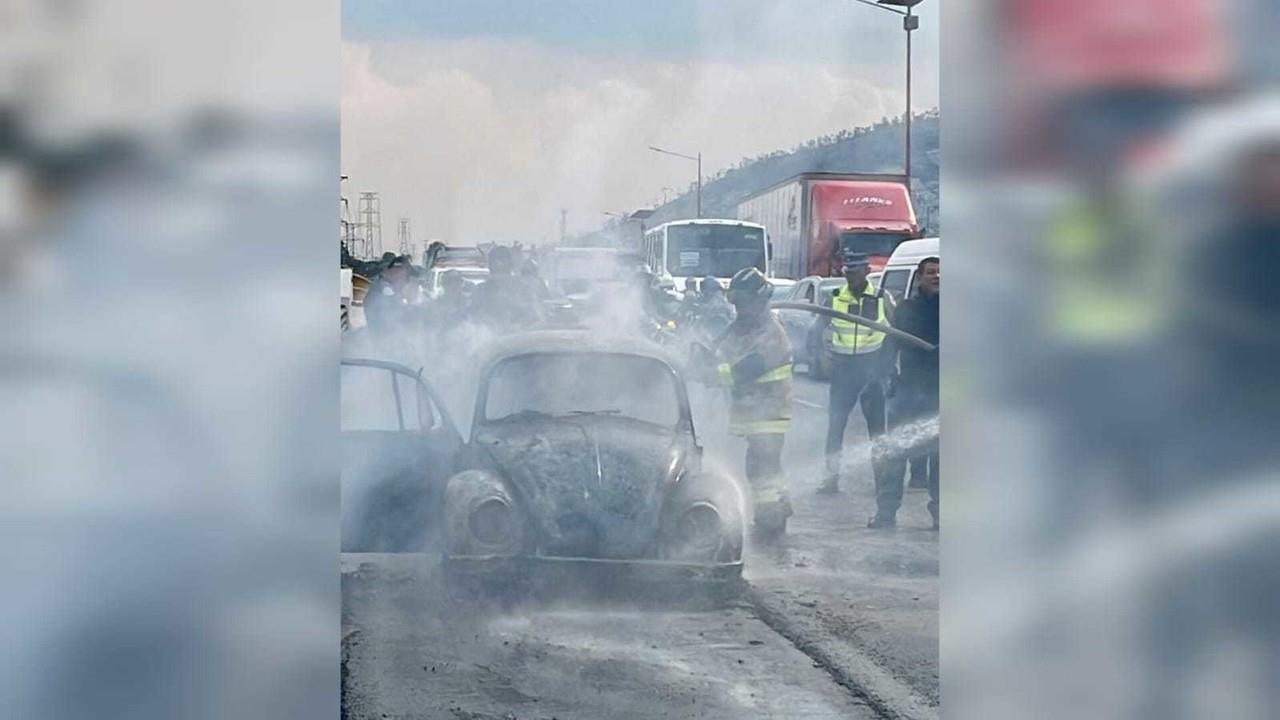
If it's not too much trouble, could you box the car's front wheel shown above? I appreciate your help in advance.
[659,473,746,565]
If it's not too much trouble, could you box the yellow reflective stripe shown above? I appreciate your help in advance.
[754,364,793,383]
[717,363,733,385]
[729,419,791,435]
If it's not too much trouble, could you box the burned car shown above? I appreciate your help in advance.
[443,331,745,595]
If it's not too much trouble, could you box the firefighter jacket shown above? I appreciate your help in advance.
[715,311,794,436]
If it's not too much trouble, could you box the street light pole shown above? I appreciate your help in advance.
[697,152,702,219]
[851,0,922,187]
[904,5,917,185]
[649,145,702,219]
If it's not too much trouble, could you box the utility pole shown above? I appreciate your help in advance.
[559,208,567,245]
[905,4,916,184]
[339,175,354,257]
[358,192,383,256]
[397,218,411,257]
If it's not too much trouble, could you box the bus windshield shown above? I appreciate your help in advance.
[666,224,766,278]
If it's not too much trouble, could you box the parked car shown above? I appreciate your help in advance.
[772,275,847,379]
[341,358,462,552]
[442,331,745,597]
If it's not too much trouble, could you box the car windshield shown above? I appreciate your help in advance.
[666,224,766,278]
[439,268,486,283]
[431,267,487,289]
[484,352,680,428]
[553,253,626,281]
[552,253,629,294]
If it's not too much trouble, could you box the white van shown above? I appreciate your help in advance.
[877,237,938,303]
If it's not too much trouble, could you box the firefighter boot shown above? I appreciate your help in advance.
[753,499,793,540]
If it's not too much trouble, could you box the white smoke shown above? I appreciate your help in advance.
[341,35,921,246]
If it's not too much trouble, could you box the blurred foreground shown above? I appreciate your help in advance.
[1,2,338,718]
[945,1,1280,718]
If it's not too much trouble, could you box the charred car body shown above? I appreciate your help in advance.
[444,331,745,595]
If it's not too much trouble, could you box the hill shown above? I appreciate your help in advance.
[590,110,939,244]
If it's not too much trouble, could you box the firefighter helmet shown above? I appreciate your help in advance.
[727,267,771,314]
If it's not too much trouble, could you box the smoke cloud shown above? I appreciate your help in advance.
[341,33,926,245]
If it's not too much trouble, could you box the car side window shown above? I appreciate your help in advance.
[881,269,911,303]
[803,283,816,304]
[341,365,399,432]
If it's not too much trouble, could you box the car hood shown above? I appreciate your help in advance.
[474,418,685,559]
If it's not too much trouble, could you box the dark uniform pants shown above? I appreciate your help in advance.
[744,433,787,506]
[825,354,887,479]
[877,381,939,519]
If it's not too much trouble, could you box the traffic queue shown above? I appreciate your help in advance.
[341,236,939,546]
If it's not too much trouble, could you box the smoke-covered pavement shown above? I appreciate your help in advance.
[341,376,939,719]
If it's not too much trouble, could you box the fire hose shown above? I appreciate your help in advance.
[768,302,937,352]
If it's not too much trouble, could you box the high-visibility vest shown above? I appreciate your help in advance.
[830,283,887,355]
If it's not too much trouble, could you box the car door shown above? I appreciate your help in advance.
[341,359,462,552]
[776,278,815,349]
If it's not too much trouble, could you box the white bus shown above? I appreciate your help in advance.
[640,218,770,295]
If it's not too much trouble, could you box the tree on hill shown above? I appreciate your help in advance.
[573,111,940,246]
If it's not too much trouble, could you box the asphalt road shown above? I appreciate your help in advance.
[342,376,939,720]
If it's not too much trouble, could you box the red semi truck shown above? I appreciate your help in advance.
[736,172,919,279]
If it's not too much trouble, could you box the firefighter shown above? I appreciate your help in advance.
[818,252,890,495]
[716,267,794,537]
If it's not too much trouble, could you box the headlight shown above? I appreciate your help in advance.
[676,501,722,553]
[469,497,515,546]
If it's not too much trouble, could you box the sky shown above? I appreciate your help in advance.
[341,0,940,248]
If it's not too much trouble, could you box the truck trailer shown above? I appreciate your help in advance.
[736,172,918,279]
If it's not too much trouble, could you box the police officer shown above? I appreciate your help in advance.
[875,256,940,529]
[818,252,891,495]
[716,267,794,537]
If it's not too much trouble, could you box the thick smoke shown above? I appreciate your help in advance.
[340,0,938,245]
